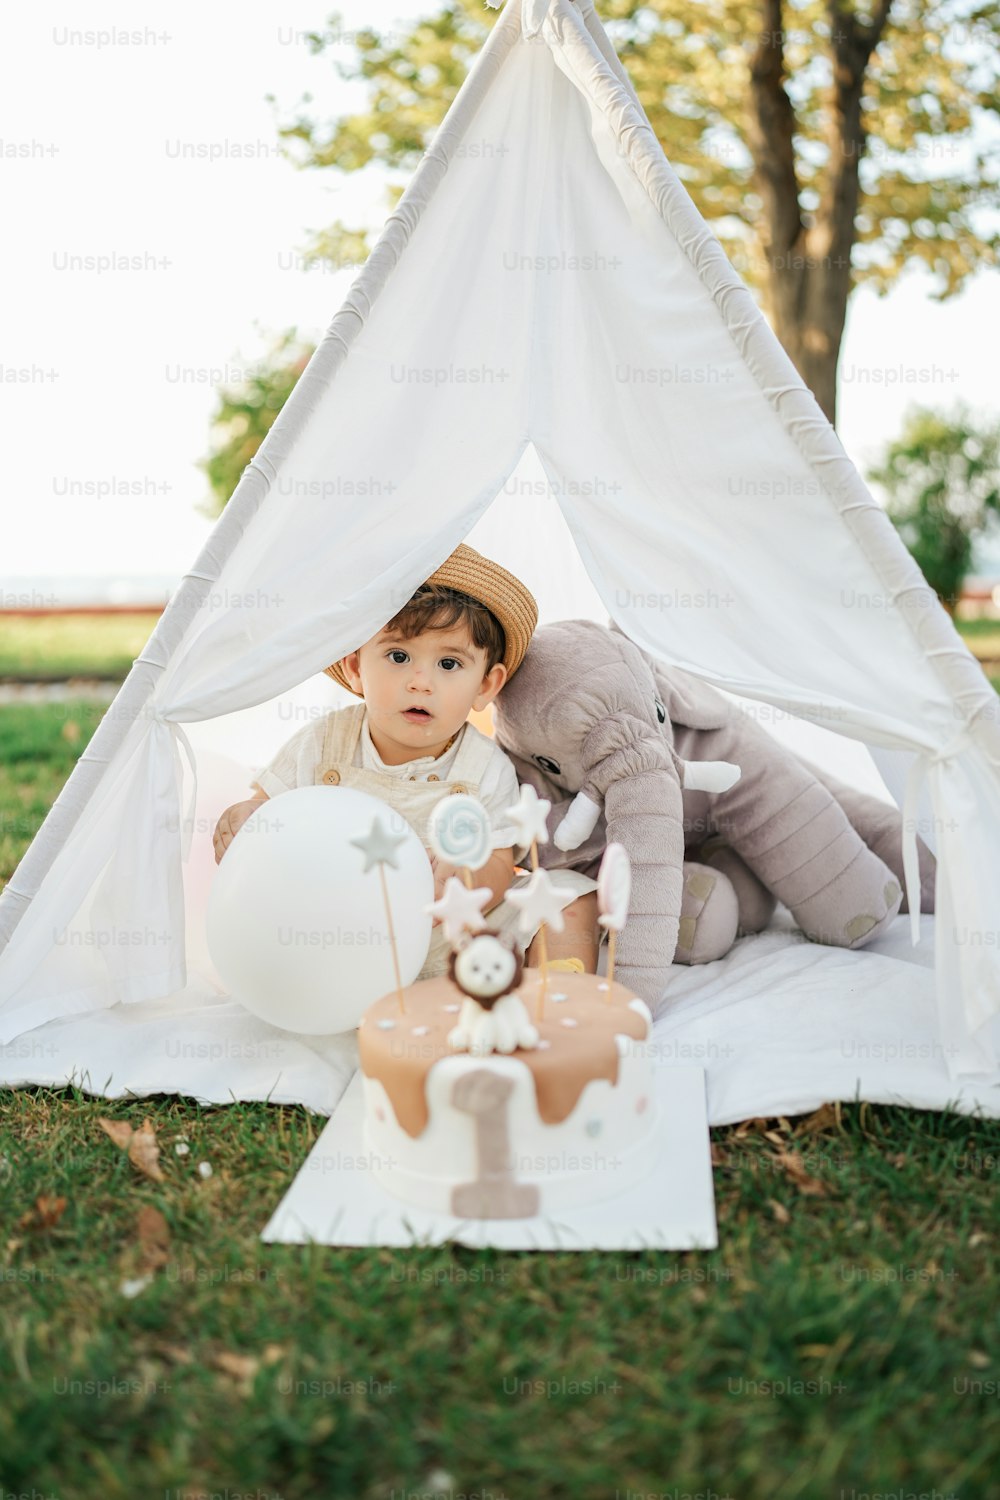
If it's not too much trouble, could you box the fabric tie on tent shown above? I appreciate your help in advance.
[901,727,972,947]
[155,715,199,866]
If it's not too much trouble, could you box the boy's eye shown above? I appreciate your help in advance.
[386,649,461,671]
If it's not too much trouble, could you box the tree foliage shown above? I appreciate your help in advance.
[198,331,313,519]
[279,2,999,309]
[202,1,998,506]
[868,404,1000,608]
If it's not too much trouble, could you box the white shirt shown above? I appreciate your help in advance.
[251,707,529,861]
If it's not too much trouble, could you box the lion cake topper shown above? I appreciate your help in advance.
[446,929,539,1056]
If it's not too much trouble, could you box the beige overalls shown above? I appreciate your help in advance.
[314,704,598,980]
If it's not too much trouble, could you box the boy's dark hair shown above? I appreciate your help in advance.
[385,583,507,678]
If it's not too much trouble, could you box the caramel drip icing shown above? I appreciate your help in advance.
[358,971,650,1140]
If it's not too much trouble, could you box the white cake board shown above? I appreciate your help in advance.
[260,1064,717,1252]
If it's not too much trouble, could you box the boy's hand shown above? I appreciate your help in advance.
[427,851,460,920]
[426,848,513,924]
[213,796,269,864]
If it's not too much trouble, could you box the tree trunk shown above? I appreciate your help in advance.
[746,0,894,428]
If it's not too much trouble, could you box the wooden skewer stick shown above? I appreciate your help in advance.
[378,863,406,1015]
[530,836,547,1023]
[606,928,617,997]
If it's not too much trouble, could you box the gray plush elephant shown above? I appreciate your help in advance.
[493,619,935,1012]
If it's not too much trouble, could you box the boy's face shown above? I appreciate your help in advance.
[339,621,508,764]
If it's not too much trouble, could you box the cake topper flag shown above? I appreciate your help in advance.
[503,783,557,1019]
[507,868,578,936]
[597,842,632,994]
[428,792,493,890]
[424,877,493,946]
[504,782,551,855]
[349,814,410,1014]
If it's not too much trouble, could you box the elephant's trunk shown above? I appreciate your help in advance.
[598,756,685,1017]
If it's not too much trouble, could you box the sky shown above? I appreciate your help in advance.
[3,0,998,592]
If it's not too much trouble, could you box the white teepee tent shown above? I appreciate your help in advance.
[2,0,999,1088]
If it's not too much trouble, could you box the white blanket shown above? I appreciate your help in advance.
[2,909,996,1125]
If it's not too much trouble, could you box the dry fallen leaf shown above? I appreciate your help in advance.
[17,1195,68,1232]
[771,1151,830,1198]
[129,1119,165,1183]
[969,1350,990,1369]
[211,1350,260,1387]
[795,1102,841,1137]
[136,1205,170,1271]
[98,1118,133,1150]
[155,1344,196,1366]
[98,1116,165,1182]
[768,1198,791,1224]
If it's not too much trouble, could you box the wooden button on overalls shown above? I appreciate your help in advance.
[321,768,341,785]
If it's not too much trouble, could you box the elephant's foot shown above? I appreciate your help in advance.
[690,836,777,936]
[790,855,903,949]
[673,862,740,965]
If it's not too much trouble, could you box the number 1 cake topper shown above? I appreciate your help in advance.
[428,793,493,889]
[597,842,632,995]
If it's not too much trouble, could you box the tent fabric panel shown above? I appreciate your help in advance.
[0,1,526,967]
[547,0,999,764]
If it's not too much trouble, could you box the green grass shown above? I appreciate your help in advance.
[1,674,999,1495]
[0,611,998,685]
[0,702,108,883]
[954,616,1000,649]
[0,612,161,680]
[1,1089,997,1498]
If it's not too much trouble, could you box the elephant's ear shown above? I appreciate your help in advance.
[607,619,729,732]
[650,660,730,731]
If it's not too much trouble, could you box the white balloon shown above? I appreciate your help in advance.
[181,748,260,995]
[206,785,433,1035]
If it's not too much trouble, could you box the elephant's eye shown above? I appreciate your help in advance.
[534,754,561,776]
[654,697,666,724]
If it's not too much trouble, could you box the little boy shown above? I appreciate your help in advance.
[213,543,599,980]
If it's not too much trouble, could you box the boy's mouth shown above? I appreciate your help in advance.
[402,707,433,722]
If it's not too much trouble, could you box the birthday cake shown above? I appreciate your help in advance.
[356,786,659,1220]
[358,928,658,1219]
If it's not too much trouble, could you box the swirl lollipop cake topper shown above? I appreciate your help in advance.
[428,793,493,874]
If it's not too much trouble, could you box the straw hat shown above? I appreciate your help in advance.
[324,543,538,695]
